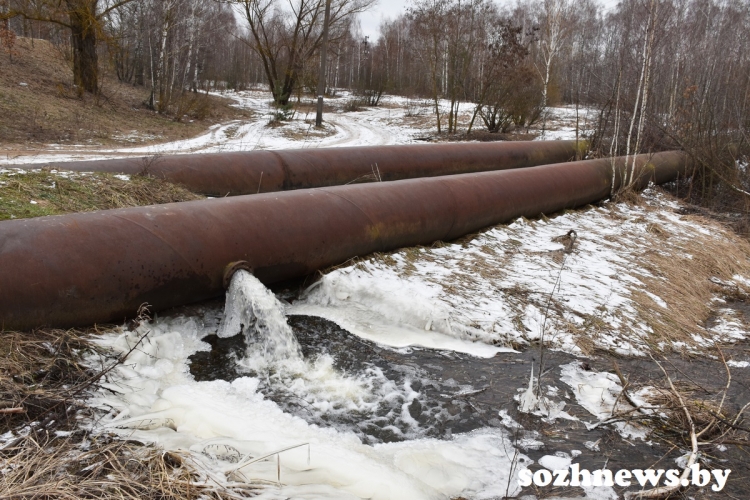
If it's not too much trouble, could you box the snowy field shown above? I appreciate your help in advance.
[0,88,595,166]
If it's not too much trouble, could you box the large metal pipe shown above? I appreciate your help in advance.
[0,151,687,331]
[27,141,586,196]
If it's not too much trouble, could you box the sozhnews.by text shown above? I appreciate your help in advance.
[519,463,730,492]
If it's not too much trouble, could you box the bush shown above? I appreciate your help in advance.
[343,99,363,112]
[268,102,295,124]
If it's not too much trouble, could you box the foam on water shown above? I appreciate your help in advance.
[289,271,512,358]
[217,271,426,442]
[87,272,530,499]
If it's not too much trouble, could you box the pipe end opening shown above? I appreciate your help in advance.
[223,261,254,289]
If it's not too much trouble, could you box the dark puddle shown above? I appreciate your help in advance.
[186,310,750,498]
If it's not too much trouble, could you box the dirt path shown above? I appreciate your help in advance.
[1,91,421,167]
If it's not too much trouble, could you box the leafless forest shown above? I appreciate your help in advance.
[1,0,749,209]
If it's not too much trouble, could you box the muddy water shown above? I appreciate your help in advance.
[186,306,750,499]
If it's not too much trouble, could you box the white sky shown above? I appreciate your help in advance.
[358,0,406,39]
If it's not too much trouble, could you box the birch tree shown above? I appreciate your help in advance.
[534,0,572,134]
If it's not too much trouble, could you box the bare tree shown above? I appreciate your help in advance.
[3,0,139,94]
[533,0,572,135]
[408,0,451,133]
[468,17,538,134]
[226,0,375,106]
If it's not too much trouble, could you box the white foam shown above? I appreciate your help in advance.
[87,276,531,499]
[538,452,572,471]
[289,269,513,358]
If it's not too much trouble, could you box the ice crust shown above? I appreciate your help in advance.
[559,362,650,440]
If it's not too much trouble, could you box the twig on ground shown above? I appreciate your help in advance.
[625,356,698,499]
[537,229,577,397]
[0,407,25,414]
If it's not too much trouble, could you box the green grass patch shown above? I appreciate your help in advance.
[0,169,204,221]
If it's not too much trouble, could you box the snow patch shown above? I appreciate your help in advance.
[290,190,750,356]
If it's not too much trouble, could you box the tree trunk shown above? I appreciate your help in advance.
[68,1,99,95]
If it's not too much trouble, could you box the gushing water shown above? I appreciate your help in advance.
[218,270,303,363]
[215,270,424,440]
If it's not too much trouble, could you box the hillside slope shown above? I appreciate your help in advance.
[0,37,250,149]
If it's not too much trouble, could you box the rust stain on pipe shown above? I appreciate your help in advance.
[0,151,687,331]
[29,141,587,196]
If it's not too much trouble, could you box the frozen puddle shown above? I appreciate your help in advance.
[88,271,530,499]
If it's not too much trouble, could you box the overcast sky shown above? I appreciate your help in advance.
[357,0,404,39]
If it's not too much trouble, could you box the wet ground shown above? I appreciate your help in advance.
[187,310,750,499]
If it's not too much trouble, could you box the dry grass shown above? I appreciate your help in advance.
[278,121,336,141]
[0,169,204,220]
[613,354,750,456]
[401,114,437,132]
[437,131,539,142]
[0,37,251,148]
[1,435,245,500]
[630,210,750,350]
[0,326,248,499]
[0,329,99,430]
[645,380,729,439]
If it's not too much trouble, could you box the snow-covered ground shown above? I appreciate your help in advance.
[539,105,597,141]
[0,90,432,165]
[290,190,750,357]
[0,89,590,166]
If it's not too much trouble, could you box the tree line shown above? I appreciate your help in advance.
[1,0,748,206]
[366,0,749,201]
[0,0,377,110]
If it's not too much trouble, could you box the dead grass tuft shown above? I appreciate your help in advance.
[0,329,101,431]
[1,432,245,499]
[645,380,728,440]
[278,121,335,141]
[0,170,204,221]
[612,185,646,205]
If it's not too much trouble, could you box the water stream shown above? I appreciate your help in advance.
[99,270,750,498]
[192,310,664,481]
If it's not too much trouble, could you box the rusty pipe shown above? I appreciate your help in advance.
[0,151,688,331]
[27,141,587,196]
